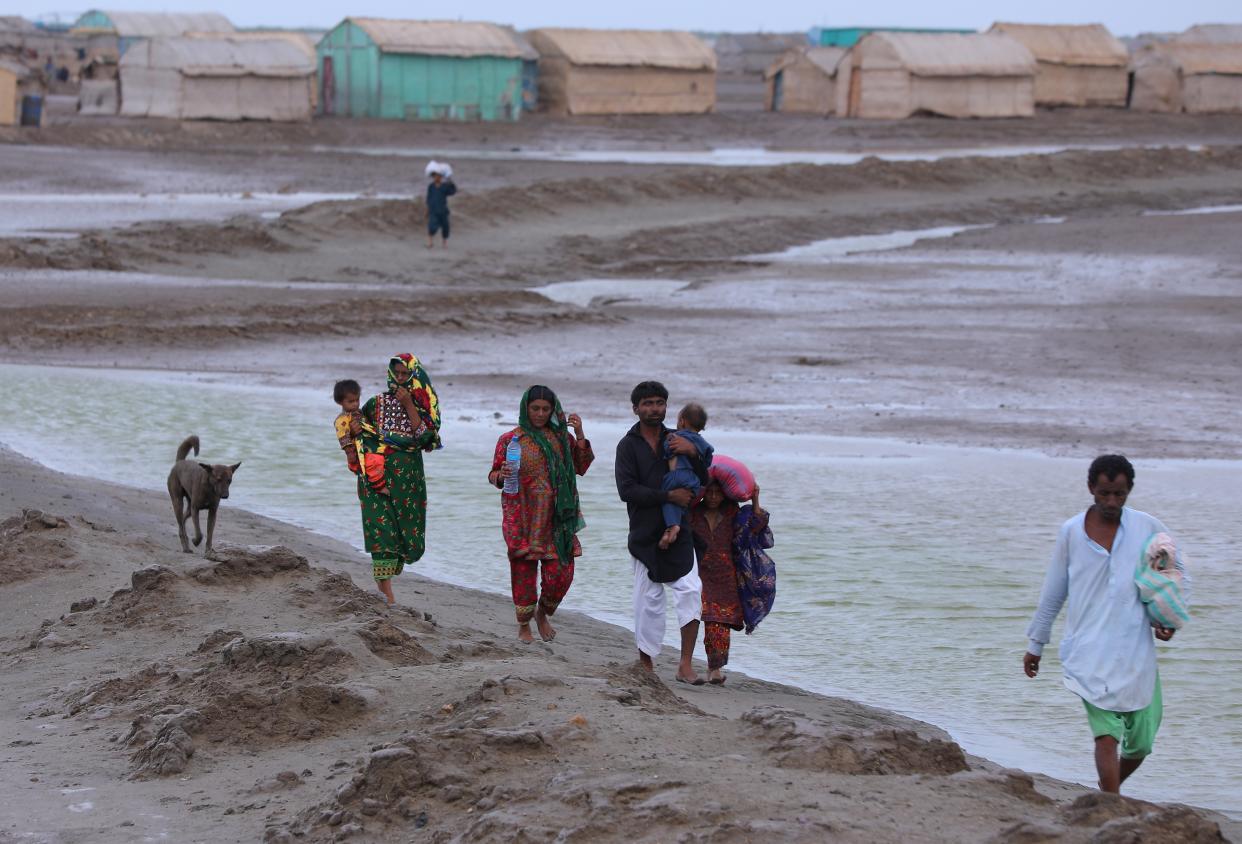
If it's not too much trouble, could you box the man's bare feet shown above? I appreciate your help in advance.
[534,606,557,642]
[675,667,705,686]
[637,651,655,672]
[517,623,535,644]
[658,524,679,550]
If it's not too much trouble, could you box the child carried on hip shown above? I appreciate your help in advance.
[659,402,713,550]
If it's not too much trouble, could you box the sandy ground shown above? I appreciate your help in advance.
[2,445,1237,843]
[2,115,1241,841]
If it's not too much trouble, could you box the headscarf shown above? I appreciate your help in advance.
[519,385,584,565]
[387,353,442,450]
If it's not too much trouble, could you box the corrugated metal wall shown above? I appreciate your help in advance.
[316,19,523,120]
[317,20,379,117]
[377,52,523,120]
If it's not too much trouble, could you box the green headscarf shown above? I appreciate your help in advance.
[519,385,584,565]
[387,352,442,451]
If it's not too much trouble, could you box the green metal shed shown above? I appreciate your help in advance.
[316,17,536,121]
[810,26,973,48]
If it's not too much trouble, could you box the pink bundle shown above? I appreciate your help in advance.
[708,455,755,502]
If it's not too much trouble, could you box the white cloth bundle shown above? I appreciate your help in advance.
[424,160,453,179]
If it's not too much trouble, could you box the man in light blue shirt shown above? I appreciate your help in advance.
[1024,454,1188,794]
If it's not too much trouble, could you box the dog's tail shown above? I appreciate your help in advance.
[176,436,200,462]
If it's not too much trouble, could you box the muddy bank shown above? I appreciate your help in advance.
[2,446,1236,842]
[7,109,1242,157]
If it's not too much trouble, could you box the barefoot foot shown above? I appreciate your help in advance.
[517,623,535,644]
[534,607,557,642]
[658,525,679,550]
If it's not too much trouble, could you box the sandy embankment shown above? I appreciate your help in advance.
[1,445,1235,843]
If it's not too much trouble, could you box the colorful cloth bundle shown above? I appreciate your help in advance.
[1135,532,1190,630]
[709,454,755,502]
[734,503,775,634]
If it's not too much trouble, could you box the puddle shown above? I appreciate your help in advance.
[0,362,1239,818]
[315,143,1202,168]
[1143,204,1242,217]
[528,278,690,307]
[0,191,406,237]
[748,225,992,262]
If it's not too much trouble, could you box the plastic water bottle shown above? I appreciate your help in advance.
[503,437,521,495]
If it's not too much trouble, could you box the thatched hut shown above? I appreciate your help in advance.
[989,23,1128,107]
[1130,43,1242,113]
[838,32,1036,119]
[527,28,716,115]
[764,46,847,114]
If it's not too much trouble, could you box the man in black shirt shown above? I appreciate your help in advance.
[615,381,710,685]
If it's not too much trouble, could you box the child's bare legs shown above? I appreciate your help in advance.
[375,577,395,605]
[659,524,680,550]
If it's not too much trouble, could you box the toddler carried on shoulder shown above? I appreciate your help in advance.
[659,402,713,550]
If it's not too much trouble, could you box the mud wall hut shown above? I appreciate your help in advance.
[764,46,846,114]
[1130,43,1242,113]
[838,32,1036,119]
[119,35,315,121]
[988,23,1128,107]
[315,18,535,121]
[527,28,716,115]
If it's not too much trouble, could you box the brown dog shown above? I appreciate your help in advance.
[166,435,241,558]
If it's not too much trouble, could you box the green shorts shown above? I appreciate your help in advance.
[1081,674,1163,759]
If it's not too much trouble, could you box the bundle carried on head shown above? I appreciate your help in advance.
[424,160,453,179]
[709,455,755,502]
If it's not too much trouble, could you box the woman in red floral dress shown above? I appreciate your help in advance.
[488,386,594,643]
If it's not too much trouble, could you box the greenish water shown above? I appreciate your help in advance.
[1,363,1238,817]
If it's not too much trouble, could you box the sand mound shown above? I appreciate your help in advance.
[1092,806,1226,842]
[991,794,1228,843]
[221,632,352,677]
[743,705,968,775]
[97,565,185,629]
[355,618,436,666]
[187,544,309,583]
[126,707,201,778]
[0,509,73,585]
[597,661,706,716]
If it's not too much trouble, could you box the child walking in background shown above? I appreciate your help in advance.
[425,162,457,249]
[659,403,713,550]
[333,379,388,495]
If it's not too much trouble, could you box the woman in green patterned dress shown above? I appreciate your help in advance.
[353,353,442,605]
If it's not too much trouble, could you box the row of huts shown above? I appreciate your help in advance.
[6,10,1240,124]
[64,10,719,122]
[765,23,1242,118]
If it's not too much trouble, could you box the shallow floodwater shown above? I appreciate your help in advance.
[0,363,1238,817]
[0,191,405,237]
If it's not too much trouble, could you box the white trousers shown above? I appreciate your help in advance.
[632,557,702,658]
